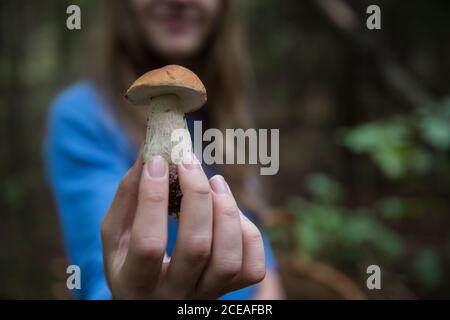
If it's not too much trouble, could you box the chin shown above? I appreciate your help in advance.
[157,42,201,61]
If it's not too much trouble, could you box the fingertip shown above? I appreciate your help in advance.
[209,175,230,194]
[143,155,168,179]
[177,153,210,193]
[239,211,251,222]
[180,152,202,172]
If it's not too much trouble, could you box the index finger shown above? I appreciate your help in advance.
[101,154,143,252]
[121,156,169,288]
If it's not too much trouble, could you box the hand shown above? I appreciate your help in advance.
[101,154,266,299]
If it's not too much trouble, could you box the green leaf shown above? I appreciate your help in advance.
[377,197,406,220]
[306,173,344,203]
[419,112,450,151]
[373,145,406,178]
[414,248,444,289]
[298,222,321,257]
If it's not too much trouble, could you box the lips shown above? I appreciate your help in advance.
[160,13,194,33]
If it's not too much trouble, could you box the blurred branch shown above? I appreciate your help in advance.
[315,0,360,31]
[313,0,434,109]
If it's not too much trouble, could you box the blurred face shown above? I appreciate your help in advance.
[130,0,221,61]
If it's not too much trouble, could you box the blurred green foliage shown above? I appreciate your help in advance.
[341,98,450,179]
[269,97,450,297]
[286,173,405,267]
[414,248,444,290]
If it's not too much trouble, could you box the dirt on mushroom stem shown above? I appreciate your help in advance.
[168,164,182,218]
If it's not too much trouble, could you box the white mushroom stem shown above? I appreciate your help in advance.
[143,94,193,163]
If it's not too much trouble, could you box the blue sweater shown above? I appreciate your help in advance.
[44,82,276,299]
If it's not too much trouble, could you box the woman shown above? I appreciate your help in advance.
[45,0,284,299]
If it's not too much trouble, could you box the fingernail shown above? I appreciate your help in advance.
[146,156,166,178]
[182,152,201,171]
[210,175,229,194]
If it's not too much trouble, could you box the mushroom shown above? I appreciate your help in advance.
[126,65,207,218]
